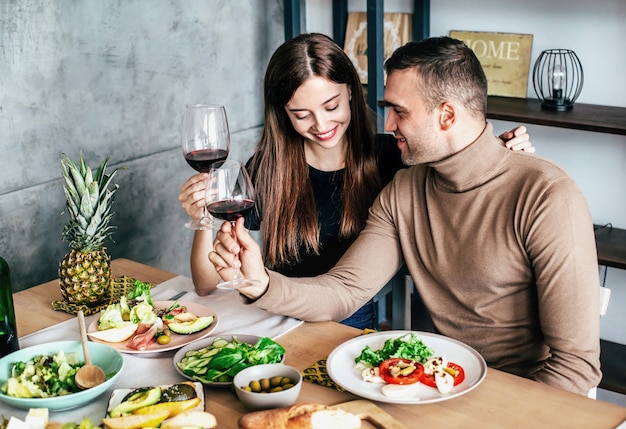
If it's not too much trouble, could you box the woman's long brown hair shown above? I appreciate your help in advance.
[248,33,382,270]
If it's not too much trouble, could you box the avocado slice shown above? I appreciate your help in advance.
[168,316,214,335]
[109,386,162,417]
[160,382,198,402]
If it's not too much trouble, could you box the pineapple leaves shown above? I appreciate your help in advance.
[93,157,111,183]
[77,214,89,230]
[63,188,80,218]
[61,162,81,207]
[64,155,87,197]
[80,157,94,189]
[60,153,122,251]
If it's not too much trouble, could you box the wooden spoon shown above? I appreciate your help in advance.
[75,310,106,390]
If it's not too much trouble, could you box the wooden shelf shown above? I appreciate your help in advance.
[487,96,626,136]
[594,224,626,270]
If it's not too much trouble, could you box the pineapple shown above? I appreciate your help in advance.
[59,153,120,307]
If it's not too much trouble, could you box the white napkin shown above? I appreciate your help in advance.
[2,276,302,422]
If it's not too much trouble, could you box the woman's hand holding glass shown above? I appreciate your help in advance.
[209,217,269,298]
[178,173,210,222]
[205,160,262,290]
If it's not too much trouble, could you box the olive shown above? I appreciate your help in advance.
[157,335,171,345]
[259,378,270,391]
[245,377,295,393]
[270,376,283,387]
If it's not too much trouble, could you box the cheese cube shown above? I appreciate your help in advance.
[6,417,28,429]
[25,408,48,429]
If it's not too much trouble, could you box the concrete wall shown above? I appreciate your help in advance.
[0,1,285,291]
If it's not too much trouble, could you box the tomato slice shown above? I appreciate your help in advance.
[378,358,424,385]
[420,362,465,388]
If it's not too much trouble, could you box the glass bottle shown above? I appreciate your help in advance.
[0,257,19,357]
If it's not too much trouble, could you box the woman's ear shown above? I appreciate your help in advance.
[439,102,456,130]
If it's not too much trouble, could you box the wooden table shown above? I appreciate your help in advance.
[13,258,176,336]
[13,259,626,428]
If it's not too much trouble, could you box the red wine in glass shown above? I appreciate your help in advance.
[205,160,259,289]
[180,104,230,230]
[207,199,255,222]
[185,148,228,172]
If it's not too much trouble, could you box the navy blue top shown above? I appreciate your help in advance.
[246,133,405,278]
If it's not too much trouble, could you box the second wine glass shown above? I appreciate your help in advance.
[205,160,259,290]
[181,104,230,230]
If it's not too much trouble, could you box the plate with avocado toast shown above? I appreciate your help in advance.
[105,381,204,425]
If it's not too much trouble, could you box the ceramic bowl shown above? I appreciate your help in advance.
[0,340,124,411]
[173,334,284,387]
[233,363,302,410]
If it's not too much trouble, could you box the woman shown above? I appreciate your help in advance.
[179,33,533,329]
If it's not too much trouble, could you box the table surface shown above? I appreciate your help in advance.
[12,258,626,429]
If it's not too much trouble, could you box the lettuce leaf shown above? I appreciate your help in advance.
[178,336,286,383]
[354,333,435,367]
[130,301,159,325]
[98,297,133,330]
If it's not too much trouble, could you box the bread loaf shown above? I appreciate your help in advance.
[288,408,361,429]
[238,403,361,429]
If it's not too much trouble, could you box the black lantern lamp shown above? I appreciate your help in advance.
[532,49,584,111]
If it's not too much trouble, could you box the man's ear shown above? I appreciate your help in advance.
[439,102,456,130]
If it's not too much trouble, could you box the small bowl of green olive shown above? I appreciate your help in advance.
[233,364,302,410]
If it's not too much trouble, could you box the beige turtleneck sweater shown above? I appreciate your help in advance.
[254,122,601,395]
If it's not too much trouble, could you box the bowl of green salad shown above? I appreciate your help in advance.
[174,334,285,387]
[0,340,124,410]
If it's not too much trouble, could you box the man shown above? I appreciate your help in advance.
[210,37,601,395]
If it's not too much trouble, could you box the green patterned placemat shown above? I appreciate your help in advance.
[51,276,154,316]
[302,328,377,391]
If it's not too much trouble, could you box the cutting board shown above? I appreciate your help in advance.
[331,399,408,429]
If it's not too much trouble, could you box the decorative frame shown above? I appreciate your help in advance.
[450,30,533,98]
[344,12,412,85]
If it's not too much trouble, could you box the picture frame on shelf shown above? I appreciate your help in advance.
[344,12,412,85]
[450,30,533,98]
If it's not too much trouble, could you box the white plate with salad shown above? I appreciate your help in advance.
[88,301,219,354]
[326,330,487,404]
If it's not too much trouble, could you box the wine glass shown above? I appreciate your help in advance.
[181,104,230,230]
[205,160,259,289]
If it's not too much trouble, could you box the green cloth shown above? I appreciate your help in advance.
[302,328,376,391]
[52,276,153,316]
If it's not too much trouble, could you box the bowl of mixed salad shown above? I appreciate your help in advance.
[0,340,123,410]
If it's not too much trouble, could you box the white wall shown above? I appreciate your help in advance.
[304,0,626,345]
